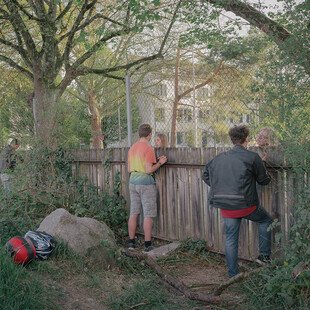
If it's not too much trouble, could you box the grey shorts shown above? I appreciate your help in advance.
[129,184,157,218]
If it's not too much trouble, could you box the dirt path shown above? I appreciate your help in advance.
[54,276,108,310]
[43,246,251,309]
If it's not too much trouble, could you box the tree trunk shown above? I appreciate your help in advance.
[32,70,59,146]
[88,89,104,149]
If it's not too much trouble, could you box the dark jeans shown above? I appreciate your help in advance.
[224,206,273,277]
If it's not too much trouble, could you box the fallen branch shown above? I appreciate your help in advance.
[189,283,219,290]
[213,267,262,296]
[129,302,149,309]
[125,250,220,304]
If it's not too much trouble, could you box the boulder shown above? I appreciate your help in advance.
[38,208,116,257]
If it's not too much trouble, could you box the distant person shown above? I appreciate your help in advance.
[155,133,168,158]
[202,125,272,278]
[256,127,279,161]
[255,127,280,218]
[127,124,167,252]
[0,138,20,192]
[155,133,168,148]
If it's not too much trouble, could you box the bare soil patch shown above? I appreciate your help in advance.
[39,245,252,309]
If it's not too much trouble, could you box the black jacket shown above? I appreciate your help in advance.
[202,145,271,210]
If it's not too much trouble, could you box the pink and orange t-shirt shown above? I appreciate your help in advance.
[128,140,157,185]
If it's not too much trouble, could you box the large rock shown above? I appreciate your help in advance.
[38,208,116,256]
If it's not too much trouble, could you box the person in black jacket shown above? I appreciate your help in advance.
[202,125,273,277]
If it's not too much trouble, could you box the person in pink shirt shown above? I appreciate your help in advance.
[127,124,167,252]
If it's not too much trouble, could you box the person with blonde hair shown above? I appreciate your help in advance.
[256,127,279,161]
[155,133,168,148]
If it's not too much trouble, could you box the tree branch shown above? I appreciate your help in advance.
[0,54,33,79]
[62,0,97,67]
[213,267,262,296]
[79,53,162,76]
[158,0,183,56]
[77,0,183,76]
[4,0,38,60]
[14,0,42,22]
[72,28,131,69]
[125,250,221,304]
[0,38,31,66]
[56,0,73,21]
[204,0,291,44]
[179,60,224,98]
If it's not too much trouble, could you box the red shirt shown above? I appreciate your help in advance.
[221,206,257,218]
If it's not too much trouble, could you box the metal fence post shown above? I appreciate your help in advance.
[125,74,132,146]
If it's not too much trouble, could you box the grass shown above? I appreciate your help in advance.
[0,248,59,310]
[0,233,249,310]
[106,276,199,310]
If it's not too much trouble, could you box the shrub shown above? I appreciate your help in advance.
[244,141,310,309]
[1,145,128,241]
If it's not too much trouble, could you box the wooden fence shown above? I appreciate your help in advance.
[72,147,300,260]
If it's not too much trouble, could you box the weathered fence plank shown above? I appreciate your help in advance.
[71,147,299,260]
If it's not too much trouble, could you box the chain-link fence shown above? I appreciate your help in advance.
[105,49,271,149]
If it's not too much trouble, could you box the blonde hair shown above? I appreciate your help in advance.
[156,133,168,148]
[256,127,279,147]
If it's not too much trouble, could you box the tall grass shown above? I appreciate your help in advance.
[0,248,58,310]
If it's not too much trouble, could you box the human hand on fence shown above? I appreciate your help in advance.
[158,155,167,165]
[258,147,268,161]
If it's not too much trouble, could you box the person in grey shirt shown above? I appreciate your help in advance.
[0,138,20,192]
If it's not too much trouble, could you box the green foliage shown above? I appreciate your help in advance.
[55,94,92,148]
[0,67,33,145]
[0,218,25,247]
[244,141,310,308]
[1,145,128,242]
[10,145,74,214]
[102,97,141,144]
[0,248,58,310]
[179,0,239,49]
[0,190,42,246]
[179,238,207,255]
[70,172,128,239]
[244,255,310,309]
[107,276,198,310]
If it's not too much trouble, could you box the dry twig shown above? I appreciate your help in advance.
[125,250,220,304]
[213,267,262,296]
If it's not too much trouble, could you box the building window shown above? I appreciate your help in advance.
[197,87,210,99]
[154,83,167,97]
[177,132,186,145]
[155,108,165,122]
[177,108,192,122]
